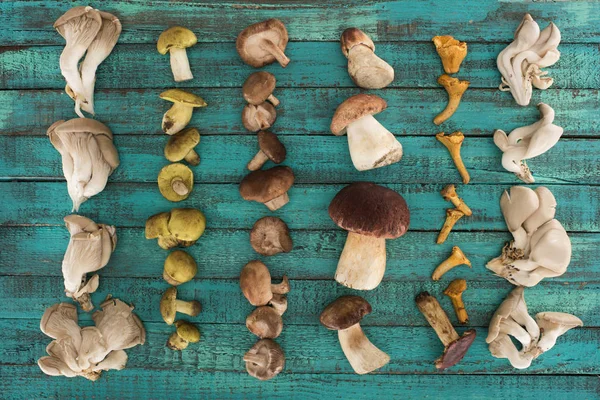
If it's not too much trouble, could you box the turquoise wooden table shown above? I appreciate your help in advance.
[1,1,599,398]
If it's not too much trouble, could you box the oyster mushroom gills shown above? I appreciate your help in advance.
[164,127,201,166]
[160,286,202,325]
[145,208,206,250]
[486,186,571,286]
[250,216,293,256]
[415,292,476,370]
[244,339,285,381]
[237,19,290,68]
[340,28,394,89]
[497,14,561,106]
[239,166,295,211]
[432,35,467,74]
[432,246,471,281]
[157,163,194,202]
[163,250,197,286]
[243,71,280,106]
[434,75,469,125]
[247,130,287,171]
[330,94,403,171]
[436,131,470,184]
[328,182,410,290]
[240,260,290,306]
[48,118,120,212]
[242,102,277,132]
[160,89,207,135]
[494,103,563,183]
[320,295,390,375]
[167,320,200,351]
[61,215,117,311]
[157,26,197,82]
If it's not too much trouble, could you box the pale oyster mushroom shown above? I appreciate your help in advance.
[497,14,561,106]
[533,312,583,356]
[494,103,564,183]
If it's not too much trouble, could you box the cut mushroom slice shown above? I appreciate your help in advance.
[240,260,289,306]
[157,26,197,82]
[157,163,194,202]
[247,131,286,171]
[242,102,277,132]
[432,35,468,74]
[239,166,295,211]
[237,19,290,68]
[160,89,207,135]
[340,28,394,89]
[244,339,285,381]
[250,216,293,256]
[243,72,280,106]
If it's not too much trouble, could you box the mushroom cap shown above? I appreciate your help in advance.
[328,182,410,239]
[175,320,201,343]
[340,27,375,57]
[246,306,284,339]
[54,6,99,29]
[257,130,286,164]
[160,287,178,325]
[145,212,171,239]
[245,339,285,381]
[157,26,197,54]
[164,250,197,285]
[320,295,372,330]
[236,19,289,68]
[164,128,200,162]
[486,287,525,344]
[435,329,476,370]
[250,216,293,256]
[243,72,277,105]
[239,166,295,204]
[535,312,583,328]
[168,208,206,242]
[240,260,274,306]
[330,94,387,136]
[242,102,277,132]
[157,163,194,202]
[160,89,207,107]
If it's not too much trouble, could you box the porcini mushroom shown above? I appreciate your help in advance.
[432,36,468,74]
[247,131,286,170]
[160,286,202,325]
[328,182,410,290]
[145,208,206,249]
[534,312,583,355]
[157,163,194,202]
[340,28,394,89]
[415,292,476,370]
[440,184,472,216]
[157,26,197,82]
[167,320,200,351]
[443,279,468,324]
[246,306,284,339]
[436,131,470,184]
[243,72,280,106]
[330,94,403,171]
[236,19,290,68]
[244,339,285,381]
[250,216,293,256]
[432,246,471,280]
[164,127,201,166]
[434,75,469,125]
[242,102,277,132]
[160,89,207,135]
[163,250,197,285]
[437,209,465,244]
[240,260,289,306]
[320,295,389,375]
[239,166,295,211]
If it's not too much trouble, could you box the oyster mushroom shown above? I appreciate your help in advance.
[328,182,410,290]
[436,131,470,184]
[163,250,197,286]
[160,89,207,135]
[340,28,394,89]
[488,333,535,370]
[164,127,201,166]
[534,312,583,355]
[432,35,468,74]
[444,279,469,324]
[247,130,286,171]
[157,26,197,82]
[240,260,289,306]
[244,339,285,381]
[320,295,389,375]
[330,94,403,171]
[250,216,293,256]
[239,166,295,211]
[440,184,472,216]
[236,19,290,68]
[432,246,471,280]
[92,296,146,352]
[157,163,194,202]
[145,208,206,250]
[167,320,200,351]
[434,75,469,125]
[160,286,202,325]
[242,102,277,132]
[246,306,283,339]
[243,71,280,106]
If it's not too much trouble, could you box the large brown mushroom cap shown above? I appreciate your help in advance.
[435,329,477,370]
[258,131,286,164]
[157,26,197,54]
[340,28,375,57]
[239,166,294,204]
[240,260,273,306]
[330,94,387,136]
[320,295,372,330]
[244,339,285,381]
[236,19,289,68]
[250,216,293,256]
[243,72,277,105]
[328,182,410,239]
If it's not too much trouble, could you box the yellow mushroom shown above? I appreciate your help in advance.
[434,74,469,125]
[160,89,207,135]
[157,163,194,202]
[157,26,197,82]
[145,208,206,250]
[164,128,201,166]
[432,246,471,280]
[444,279,469,324]
[163,250,197,286]
[440,184,472,216]
[432,36,468,74]
[436,131,470,184]
[437,209,465,245]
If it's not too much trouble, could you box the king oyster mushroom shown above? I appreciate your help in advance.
[340,28,394,89]
[236,19,290,68]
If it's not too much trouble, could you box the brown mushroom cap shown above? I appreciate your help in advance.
[157,163,194,202]
[242,102,277,132]
[246,306,284,339]
[164,127,200,163]
[330,94,387,136]
[240,260,273,306]
[328,182,410,239]
[236,19,289,68]
[239,166,294,204]
[250,216,293,256]
[244,339,285,381]
[320,295,372,330]
[258,131,286,164]
[435,329,477,370]
[340,28,375,57]
[157,26,197,54]
[243,72,277,105]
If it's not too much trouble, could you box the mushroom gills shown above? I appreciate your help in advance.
[335,232,386,290]
[169,47,193,82]
[338,324,390,375]
[346,114,403,171]
[347,45,394,89]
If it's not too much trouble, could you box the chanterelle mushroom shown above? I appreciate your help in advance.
[163,250,197,286]
[157,26,197,82]
[48,118,120,211]
[250,216,293,256]
[494,103,563,183]
[145,208,206,249]
[434,75,469,125]
[236,19,290,68]
[444,279,469,324]
[247,131,287,171]
[432,36,467,74]
[167,320,200,351]
[243,72,280,107]
[432,246,471,280]
[242,102,277,132]
[320,295,389,375]
[164,127,201,166]
[157,163,194,202]
[240,260,289,306]
[160,89,207,135]
[330,94,403,171]
[160,286,202,325]
[239,166,295,211]
[436,131,470,184]
[328,182,410,290]
[340,28,394,89]
[244,339,285,381]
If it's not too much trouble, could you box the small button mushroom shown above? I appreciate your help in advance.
[432,35,468,74]
[436,131,470,184]
[145,208,206,249]
[340,28,394,89]
[247,131,287,171]
[160,286,202,325]
[431,246,471,280]
[246,306,283,339]
[236,19,290,68]
[239,166,295,211]
[328,182,409,290]
[242,102,277,132]
[157,26,197,82]
[157,163,194,202]
[163,250,197,286]
[243,339,285,381]
[434,75,470,125]
[164,127,201,166]
[160,89,207,135]
[320,295,390,375]
[330,94,403,171]
[167,320,200,350]
[240,260,289,306]
[250,216,293,256]
[243,71,280,106]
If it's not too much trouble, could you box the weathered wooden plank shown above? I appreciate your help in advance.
[2,0,600,44]
[2,43,599,89]
[3,227,598,282]
[0,276,597,326]
[3,320,597,375]
[1,182,598,232]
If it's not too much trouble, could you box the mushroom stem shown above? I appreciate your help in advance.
[335,232,386,290]
[175,299,201,317]
[437,209,465,245]
[163,103,193,135]
[243,352,268,368]
[184,149,200,166]
[247,150,270,171]
[432,246,471,280]
[415,292,460,346]
[169,47,193,82]
[268,294,288,315]
[264,192,289,211]
[347,114,403,171]
[436,131,470,184]
[440,184,472,216]
[434,75,469,125]
[267,94,280,107]
[338,323,390,375]
[171,178,190,196]
[259,39,290,68]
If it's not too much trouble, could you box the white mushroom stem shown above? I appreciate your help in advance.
[267,94,280,107]
[247,150,270,171]
[338,323,390,375]
[243,352,268,367]
[171,178,189,196]
[264,193,289,211]
[169,48,193,82]
[259,40,290,68]
[335,232,386,290]
[346,45,394,89]
[175,299,198,316]
[346,114,403,171]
